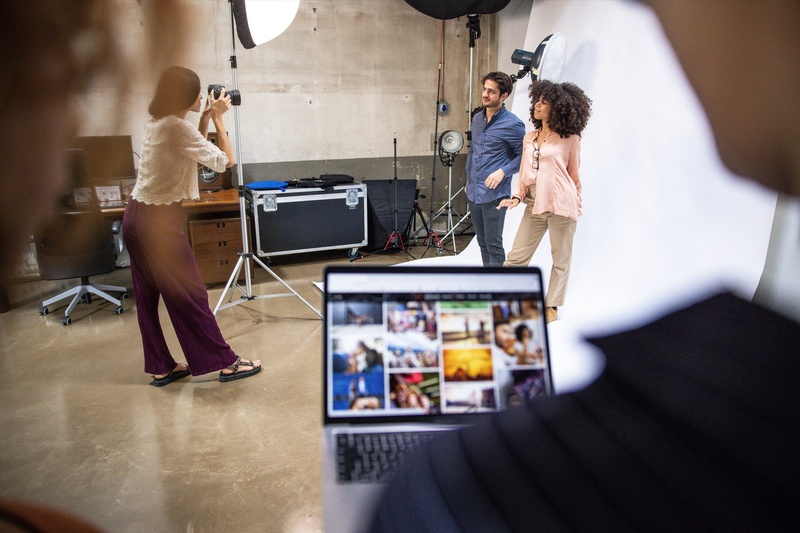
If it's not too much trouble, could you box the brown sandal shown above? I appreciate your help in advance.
[150,363,191,387]
[219,356,262,382]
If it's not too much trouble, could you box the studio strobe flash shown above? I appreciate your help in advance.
[211,0,321,319]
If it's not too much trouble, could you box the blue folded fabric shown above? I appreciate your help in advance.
[247,181,288,191]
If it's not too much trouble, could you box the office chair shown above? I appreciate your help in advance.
[36,149,128,326]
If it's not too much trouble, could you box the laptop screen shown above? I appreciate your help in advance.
[323,265,553,423]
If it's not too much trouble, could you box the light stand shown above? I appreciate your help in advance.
[376,134,415,259]
[353,134,416,262]
[465,14,481,147]
[214,0,321,318]
[432,130,465,253]
[418,63,445,258]
[438,14,482,247]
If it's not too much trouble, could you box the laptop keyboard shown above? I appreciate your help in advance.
[336,431,441,483]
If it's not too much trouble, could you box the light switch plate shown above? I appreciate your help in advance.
[73,187,93,204]
[95,185,121,202]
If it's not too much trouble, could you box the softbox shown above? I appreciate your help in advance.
[233,0,300,49]
[363,180,417,251]
[404,0,511,19]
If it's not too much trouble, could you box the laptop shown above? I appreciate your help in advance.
[322,265,554,532]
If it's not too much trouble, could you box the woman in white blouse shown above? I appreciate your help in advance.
[123,66,261,386]
[498,80,592,323]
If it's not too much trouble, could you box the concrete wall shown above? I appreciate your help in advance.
[76,0,521,219]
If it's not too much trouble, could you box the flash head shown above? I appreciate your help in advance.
[510,33,568,84]
[208,84,242,106]
[511,49,535,68]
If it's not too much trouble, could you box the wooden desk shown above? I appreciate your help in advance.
[104,188,249,285]
[181,188,241,214]
[101,188,241,216]
[0,190,245,309]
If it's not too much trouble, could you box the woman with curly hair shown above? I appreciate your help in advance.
[498,80,592,323]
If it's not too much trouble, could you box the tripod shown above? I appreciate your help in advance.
[382,134,411,254]
[214,1,321,318]
[353,134,415,262]
[407,189,434,247]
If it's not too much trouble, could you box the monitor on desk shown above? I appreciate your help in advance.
[68,135,136,206]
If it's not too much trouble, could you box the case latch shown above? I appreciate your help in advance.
[261,194,278,212]
[346,188,359,210]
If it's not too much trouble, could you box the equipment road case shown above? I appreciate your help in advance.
[247,183,368,257]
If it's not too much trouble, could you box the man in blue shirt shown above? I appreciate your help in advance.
[465,71,526,266]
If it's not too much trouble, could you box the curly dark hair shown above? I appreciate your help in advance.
[528,80,592,137]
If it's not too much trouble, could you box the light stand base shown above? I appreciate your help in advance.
[430,164,466,252]
[440,209,472,247]
[213,251,322,318]
[421,230,444,257]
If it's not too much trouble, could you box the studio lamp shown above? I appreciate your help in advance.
[212,0,321,319]
[437,130,465,252]
[233,0,300,49]
[510,32,567,83]
[438,130,464,166]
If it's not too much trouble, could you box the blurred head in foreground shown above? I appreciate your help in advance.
[0,0,190,279]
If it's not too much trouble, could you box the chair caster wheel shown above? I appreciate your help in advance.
[39,306,49,316]
[347,248,360,259]
[114,306,124,315]
[120,292,129,300]
[437,248,444,256]
[61,316,72,326]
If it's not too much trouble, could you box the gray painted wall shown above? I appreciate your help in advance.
[76,0,531,220]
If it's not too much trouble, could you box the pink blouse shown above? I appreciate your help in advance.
[514,129,582,220]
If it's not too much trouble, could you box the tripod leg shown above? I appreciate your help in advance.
[416,204,431,234]
[407,204,419,244]
[251,255,322,318]
[213,254,247,315]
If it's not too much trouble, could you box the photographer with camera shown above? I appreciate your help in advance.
[122,66,261,386]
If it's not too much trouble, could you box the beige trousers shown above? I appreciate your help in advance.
[504,206,577,307]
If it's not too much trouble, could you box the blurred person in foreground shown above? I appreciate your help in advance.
[0,0,186,281]
[367,0,800,531]
[0,1,200,530]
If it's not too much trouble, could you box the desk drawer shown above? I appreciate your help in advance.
[189,216,249,284]
[189,219,243,245]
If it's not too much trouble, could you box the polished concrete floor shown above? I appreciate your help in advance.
[0,235,471,533]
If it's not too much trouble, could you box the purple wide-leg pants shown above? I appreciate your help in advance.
[122,200,238,376]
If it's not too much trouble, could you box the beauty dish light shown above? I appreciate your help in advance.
[233,0,300,49]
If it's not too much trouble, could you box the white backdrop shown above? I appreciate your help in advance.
[407,0,777,392]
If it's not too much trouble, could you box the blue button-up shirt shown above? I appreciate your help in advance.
[465,105,525,204]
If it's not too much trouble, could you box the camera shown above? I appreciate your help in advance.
[208,84,241,106]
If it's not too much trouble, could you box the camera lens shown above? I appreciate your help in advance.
[207,84,241,106]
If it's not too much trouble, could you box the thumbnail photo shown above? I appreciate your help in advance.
[492,300,546,368]
[439,302,492,345]
[389,372,440,414]
[442,347,494,381]
[329,301,384,336]
[331,372,385,411]
[387,300,437,339]
[331,336,384,374]
[442,382,497,413]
